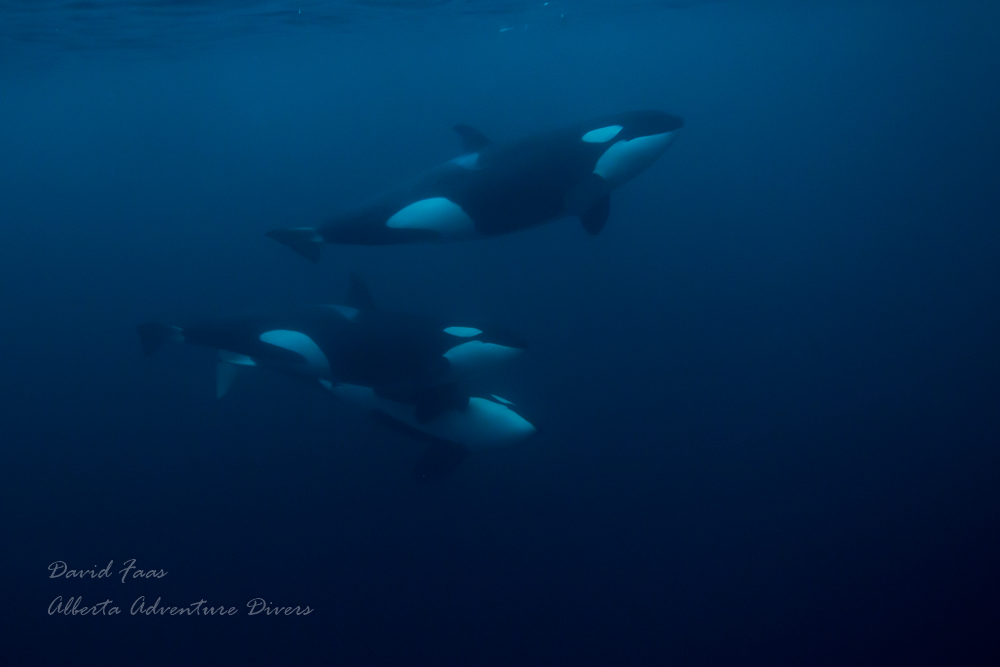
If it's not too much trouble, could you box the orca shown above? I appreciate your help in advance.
[329,384,536,480]
[138,275,535,475]
[267,110,684,261]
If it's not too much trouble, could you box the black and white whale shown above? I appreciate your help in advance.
[138,275,535,476]
[267,110,683,261]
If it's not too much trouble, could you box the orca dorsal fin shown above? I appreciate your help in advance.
[453,124,493,152]
[347,273,377,312]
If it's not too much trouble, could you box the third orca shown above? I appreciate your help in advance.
[267,110,683,261]
[137,275,535,476]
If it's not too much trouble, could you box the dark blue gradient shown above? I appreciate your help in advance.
[1,2,998,665]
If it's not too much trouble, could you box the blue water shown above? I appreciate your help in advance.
[2,1,998,664]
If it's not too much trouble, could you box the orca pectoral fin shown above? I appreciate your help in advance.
[565,173,610,216]
[370,410,469,480]
[216,362,243,399]
[266,228,322,263]
[215,349,257,398]
[346,273,377,312]
[580,195,611,235]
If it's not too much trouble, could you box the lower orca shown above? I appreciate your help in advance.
[267,110,683,261]
[138,275,536,475]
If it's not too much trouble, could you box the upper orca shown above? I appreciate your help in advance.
[138,275,535,476]
[267,110,683,261]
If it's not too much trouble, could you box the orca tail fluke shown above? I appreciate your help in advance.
[137,323,183,357]
[266,227,322,263]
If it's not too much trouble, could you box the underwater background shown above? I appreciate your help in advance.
[1,1,998,664]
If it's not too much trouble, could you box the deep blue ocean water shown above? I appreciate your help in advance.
[2,1,998,664]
